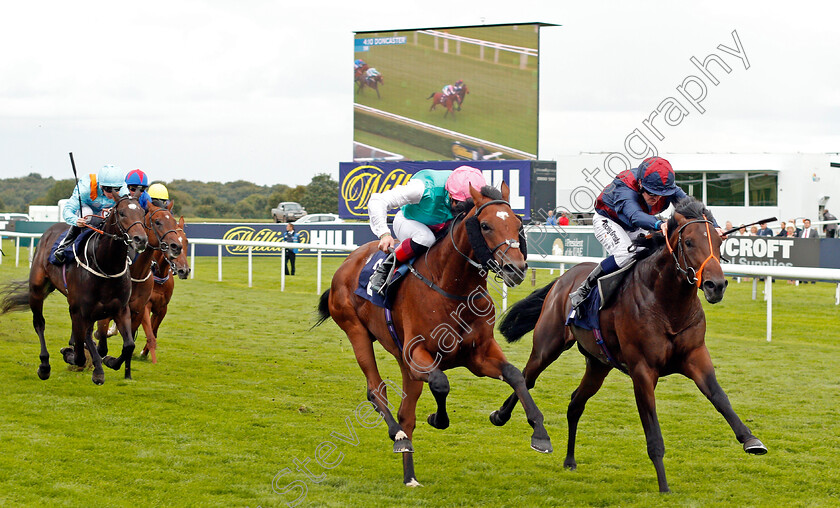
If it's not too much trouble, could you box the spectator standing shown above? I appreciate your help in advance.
[283,223,299,275]
[558,211,570,226]
[757,222,773,236]
[799,218,818,239]
[545,210,558,226]
[821,209,837,238]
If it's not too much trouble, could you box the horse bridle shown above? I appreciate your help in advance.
[450,199,527,276]
[663,216,719,288]
[88,197,144,246]
[144,207,181,256]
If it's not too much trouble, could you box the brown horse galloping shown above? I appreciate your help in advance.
[314,183,552,486]
[96,204,189,363]
[0,197,148,384]
[492,198,766,493]
[427,91,460,119]
[356,71,383,99]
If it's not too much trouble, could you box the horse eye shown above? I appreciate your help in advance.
[155,220,162,226]
[480,222,491,231]
[685,239,693,247]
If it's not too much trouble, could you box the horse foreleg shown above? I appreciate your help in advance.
[103,306,135,380]
[374,85,380,99]
[491,324,568,426]
[565,356,611,471]
[82,324,106,385]
[396,365,424,487]
[682,346,767,455]
[140,304,158,363]
[468,342,552,453]
[630,364,669,493]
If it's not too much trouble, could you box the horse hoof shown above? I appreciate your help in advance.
[427,413,449,430]
[393,437,414,454]
[404,478,423,487]
[103,356,119,370]
[37,366,51,380]
[489,410,510,427]
[60,347,75,365]
[531,437,553,454]
[563,458,577,470]
[92,372,105,385]
[744,437,768,455]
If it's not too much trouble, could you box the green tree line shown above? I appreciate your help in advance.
[0,173,339,219]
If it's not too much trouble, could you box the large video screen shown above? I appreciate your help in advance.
[353,24,543,163]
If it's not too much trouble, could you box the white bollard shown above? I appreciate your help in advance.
[766,275,773,342]
[190,243,195,279]
[248,247,253,288]
[317,249,322,294]
[280,247,286,291]
[217,245,223,282]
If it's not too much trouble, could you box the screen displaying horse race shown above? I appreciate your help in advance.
[353,23,543,162]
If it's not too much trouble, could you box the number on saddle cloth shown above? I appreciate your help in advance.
[354,251,414,308]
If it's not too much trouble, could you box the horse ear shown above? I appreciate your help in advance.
[500,181,510,201]
[178,216,185,228]
[167,199,174,211]
[468,183,485,207]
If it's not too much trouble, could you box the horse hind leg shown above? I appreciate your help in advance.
[102,306,136,380]
[83,325,106,384]
[564,356,611,471]
[29,293,51,380]
[395,367,424,486]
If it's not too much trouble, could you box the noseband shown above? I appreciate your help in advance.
[451,199,527,275]
[663,216,718,288]
[88,197,144,245]
[145,208,181,255]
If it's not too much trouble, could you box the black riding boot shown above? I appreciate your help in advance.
[369,253,395,295]
[52,225,82,265]
[569,264,607,308]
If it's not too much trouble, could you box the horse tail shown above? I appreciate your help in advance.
[312,289,331,328]
[498,279,558,343]
[0,280,30,315]
[427,92,435,100]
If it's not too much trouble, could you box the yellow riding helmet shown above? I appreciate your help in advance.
[148,183,169,200]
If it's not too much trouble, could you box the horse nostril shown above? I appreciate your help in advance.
[703,280,716,290]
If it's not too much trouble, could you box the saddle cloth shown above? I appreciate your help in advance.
[566,260,636,331]
[48,228,96,266]
[354,251,414,308]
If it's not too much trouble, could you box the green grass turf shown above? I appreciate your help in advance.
[353,129,445,161]
[355,32,538,155]
[1,242,839,506]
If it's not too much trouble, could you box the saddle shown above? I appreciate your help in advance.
[48,228,96,266]
[566,260,636,331]
[354,251,414,308]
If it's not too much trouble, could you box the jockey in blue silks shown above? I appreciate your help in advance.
[570,157,702,308]
[53,164,126,264]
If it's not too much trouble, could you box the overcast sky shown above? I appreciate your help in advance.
[1,1,837,186]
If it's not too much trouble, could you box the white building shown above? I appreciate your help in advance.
[554,152,840,231]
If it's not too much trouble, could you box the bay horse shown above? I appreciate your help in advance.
[0,197,148,384]
[95,204,187,364]
[356,71,383,99]
[427,91,460,119]
[491,198,767,493]
[314,183,552,486]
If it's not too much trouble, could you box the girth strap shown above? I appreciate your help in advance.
[593,328,627,373]
[384,308,403,353]
[405,262,469,301]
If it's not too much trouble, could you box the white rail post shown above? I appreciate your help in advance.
[766,275,773,342]
[502,283,508,312]
[0,235,3,265]
[280,247,286,291]
[15,237,21,266]
[190,243,195,279]
[317,249,322,294]
[248,246,253,288]
[217,245,223,282]
[752,278,758,300]
[836,283,839,305]
[29,237,35,267]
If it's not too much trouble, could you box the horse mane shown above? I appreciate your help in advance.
[631,197,716,261]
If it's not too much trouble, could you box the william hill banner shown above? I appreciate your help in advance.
[339,160,532,220]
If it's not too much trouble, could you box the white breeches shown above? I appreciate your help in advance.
[392,210,436,247]
[592,213,649,267]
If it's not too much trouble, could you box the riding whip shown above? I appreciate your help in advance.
[69,152,84,222]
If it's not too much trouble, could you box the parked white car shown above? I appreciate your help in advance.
[293,213,344,225]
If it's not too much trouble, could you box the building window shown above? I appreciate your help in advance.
[748,172,778,206]
[675,173,703,201]
[706,172,746,206]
